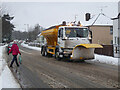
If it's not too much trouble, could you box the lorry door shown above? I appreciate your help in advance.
[58,28,64,47]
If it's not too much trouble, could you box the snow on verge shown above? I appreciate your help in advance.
[0,46,20,89]
[92,54,118,66]
[21,42,41,51]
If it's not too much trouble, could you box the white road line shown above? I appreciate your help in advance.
[20,49,32,54]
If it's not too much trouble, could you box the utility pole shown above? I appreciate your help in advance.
[24,24,29,41]
[24,24,29,32]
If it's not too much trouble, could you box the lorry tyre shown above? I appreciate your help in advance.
[41,46,43,54]
[55,49,61,60]
[41,46,45,56]
[44,47,48,57]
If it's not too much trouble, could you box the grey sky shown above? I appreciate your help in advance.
[2,2,118,31]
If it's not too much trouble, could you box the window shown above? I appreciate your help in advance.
[110,26,113,35]
[65,28,88,38]
[115,47,117,53]
[115,46,120,53]
[111,40,113,45]
[118,37,120,45]
[58,28,63,38]
[115,37,120,45]
[115,37,117,44]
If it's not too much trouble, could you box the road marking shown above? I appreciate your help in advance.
[20,49,32,54]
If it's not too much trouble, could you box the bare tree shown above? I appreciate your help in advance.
[27,24,44,41]
[0,2,9,17]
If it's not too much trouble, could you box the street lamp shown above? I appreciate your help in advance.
[24,24,30,41]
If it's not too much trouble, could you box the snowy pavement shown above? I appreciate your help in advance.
[21,42,119,66]
[0,45,20,89]
[92,54,118,66]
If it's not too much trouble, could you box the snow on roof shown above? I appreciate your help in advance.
[85,24,113,27]
[45,23,62,30]
[83,13,113,26]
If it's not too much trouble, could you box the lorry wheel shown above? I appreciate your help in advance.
[41,46,43,54]
[41,47,45,56]
[55,50,61,60]
[44,48,48,57]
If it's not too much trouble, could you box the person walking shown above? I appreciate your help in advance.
[8,41,21,67]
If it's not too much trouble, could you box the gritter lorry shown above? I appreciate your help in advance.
[40,21,103,61]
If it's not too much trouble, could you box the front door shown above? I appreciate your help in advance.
[58,28,64,48]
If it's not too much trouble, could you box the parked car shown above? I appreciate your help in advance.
[7,43,13,53]
[18,40,23,43]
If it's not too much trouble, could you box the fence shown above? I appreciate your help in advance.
[95,45,113,57]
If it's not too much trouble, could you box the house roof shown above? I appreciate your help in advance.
[85,24,113,27]
[83,13,113,26]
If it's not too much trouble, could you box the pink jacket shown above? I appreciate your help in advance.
[9,44,21,55]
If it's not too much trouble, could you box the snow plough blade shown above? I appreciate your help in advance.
[79,44,103,49]
[71,44,103,60]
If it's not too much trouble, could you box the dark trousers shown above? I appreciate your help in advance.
[10,55,19,67]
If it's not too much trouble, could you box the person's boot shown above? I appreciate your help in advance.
[17,65,19,67]
[9,65,13,68]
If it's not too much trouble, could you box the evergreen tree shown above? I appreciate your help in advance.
[2,14,14,43]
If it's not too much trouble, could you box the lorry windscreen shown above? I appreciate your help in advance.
[65,28,88,38]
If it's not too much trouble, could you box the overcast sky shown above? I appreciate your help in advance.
[1,1,119,31]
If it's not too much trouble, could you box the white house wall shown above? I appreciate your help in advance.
[113,19,120,57]
[0,18,2,43]
[118,1,120,40]
[113,20,118,44]
[113,1,120,58]
[118,1,120,57]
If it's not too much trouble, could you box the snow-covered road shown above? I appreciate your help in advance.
[21,42,119,66]
[0,45,20,89]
